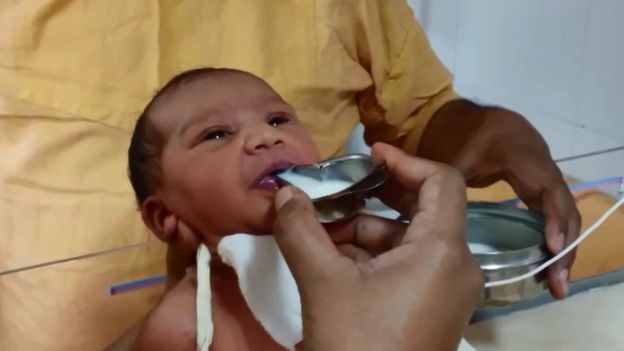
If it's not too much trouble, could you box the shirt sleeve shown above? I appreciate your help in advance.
[354,0,459,154]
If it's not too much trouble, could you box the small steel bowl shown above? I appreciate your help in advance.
[466,202,550,306]
[274,154,387,223]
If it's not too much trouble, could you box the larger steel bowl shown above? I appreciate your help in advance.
[466,202,550,306]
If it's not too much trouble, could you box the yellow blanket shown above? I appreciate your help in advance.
[0,95,166,349]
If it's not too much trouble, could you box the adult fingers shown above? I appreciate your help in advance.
[351,215,407,255]
[323,214,407,254]
[543,186,581,299]
[371,143,466,238]
[165,219,201,290]
[370,143,441,215]
[337,243,374,262]
[273,187,342,281]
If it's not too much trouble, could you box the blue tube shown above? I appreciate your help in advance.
[109,275,166,295]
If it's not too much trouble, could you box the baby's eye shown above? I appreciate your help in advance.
[203,129,231,141]
[268,114,291,127]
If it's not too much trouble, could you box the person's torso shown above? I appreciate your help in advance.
[0,0,374,156]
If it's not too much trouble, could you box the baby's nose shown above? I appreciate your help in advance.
[244,129,284,154]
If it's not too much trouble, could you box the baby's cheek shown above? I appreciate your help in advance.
[247,198,277,234]
[197,194,274,235]
[290,130,321,162]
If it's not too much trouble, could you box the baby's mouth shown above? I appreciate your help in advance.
[254,162,293,192]
[255,175,281,192]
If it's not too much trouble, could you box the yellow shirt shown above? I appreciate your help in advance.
[0,0,455,349]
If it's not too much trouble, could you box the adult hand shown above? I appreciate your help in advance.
[272,144,483,351]
[418,101,580,299]
[162,216,201,290]
[372,142,579,299]
[503,152,580,299]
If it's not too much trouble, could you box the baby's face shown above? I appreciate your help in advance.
[150,73,320,236]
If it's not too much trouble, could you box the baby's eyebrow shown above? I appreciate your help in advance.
[179,118,198,138]
[262,97,295,114]
[178,109,220,138]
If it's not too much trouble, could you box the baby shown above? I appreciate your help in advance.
[128,68,323,350]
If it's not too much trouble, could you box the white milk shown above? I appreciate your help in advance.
[468,242,501,254]
[278,172,354,200]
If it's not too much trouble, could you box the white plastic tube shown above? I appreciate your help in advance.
[484,196,624,288]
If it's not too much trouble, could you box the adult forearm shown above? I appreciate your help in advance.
[417,99,554,187]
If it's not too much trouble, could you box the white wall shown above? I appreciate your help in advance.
[407,0,624,181]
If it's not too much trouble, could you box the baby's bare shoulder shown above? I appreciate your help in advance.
[134,273,197,351]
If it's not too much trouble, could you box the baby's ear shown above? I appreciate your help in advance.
[141,195,177,243]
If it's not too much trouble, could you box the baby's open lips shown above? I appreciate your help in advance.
[256,175,281,192]
[253,162,294,191]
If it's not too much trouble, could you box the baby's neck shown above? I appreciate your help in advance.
[210,261,237,279]
[208,262,288,350]
[210,262,242,299]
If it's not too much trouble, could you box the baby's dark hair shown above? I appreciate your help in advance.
[128,67,249,205]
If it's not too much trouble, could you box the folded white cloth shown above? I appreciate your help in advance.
[197,234,476,351]
[196,244,212,351]
[218,234,302,349]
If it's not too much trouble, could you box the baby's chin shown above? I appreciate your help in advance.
[229,208,276,235]
[253,212,277,235]
[206,200,279,237]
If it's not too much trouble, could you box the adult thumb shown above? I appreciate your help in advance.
[273,187,339,282]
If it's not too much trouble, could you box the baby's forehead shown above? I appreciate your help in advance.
[161,71,271,102]
[148,72,287,134]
